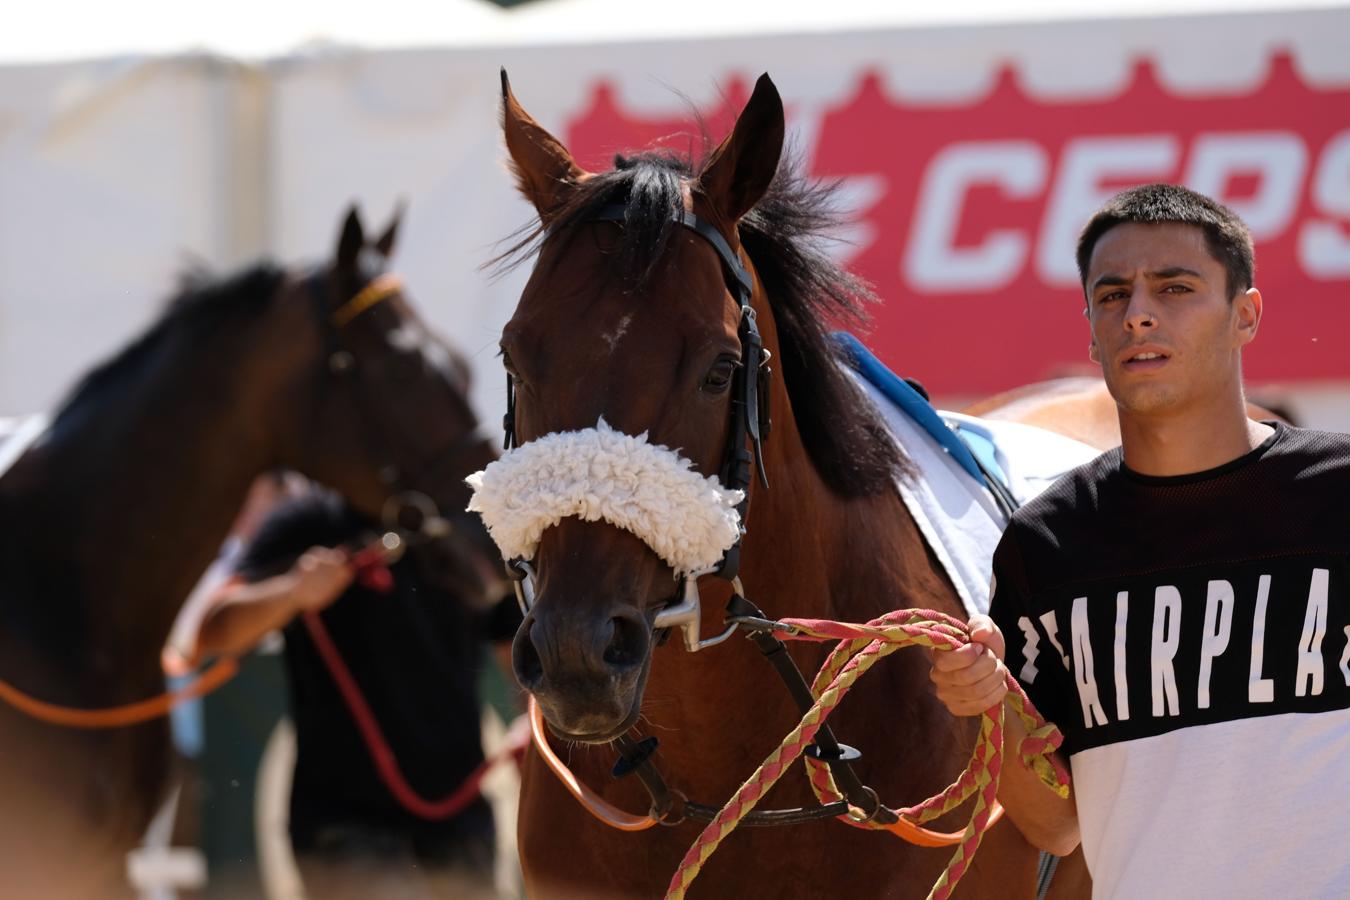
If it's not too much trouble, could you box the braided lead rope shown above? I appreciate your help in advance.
[664,609,1069,900]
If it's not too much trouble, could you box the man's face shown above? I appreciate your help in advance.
[1085,222,1260,418]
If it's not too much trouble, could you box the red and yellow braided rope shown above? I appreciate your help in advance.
[665,608,1069,900]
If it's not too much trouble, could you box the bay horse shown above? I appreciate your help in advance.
[0,207,501,899]
[493,72,1075,898]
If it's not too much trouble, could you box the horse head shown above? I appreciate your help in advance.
[270,205,502,604]
[485,73,789,741]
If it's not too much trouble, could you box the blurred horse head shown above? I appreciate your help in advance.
[0,204,501,898]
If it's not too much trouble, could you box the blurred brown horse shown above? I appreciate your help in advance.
[0,208,499,898]
[494,71,1120,898]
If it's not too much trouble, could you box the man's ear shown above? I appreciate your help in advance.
[1085,303,1102,365]
[1234,287,1262,347]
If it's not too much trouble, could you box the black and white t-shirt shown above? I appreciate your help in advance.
[991,423,1350,899]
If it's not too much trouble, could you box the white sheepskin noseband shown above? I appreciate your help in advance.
[465,419,744,577]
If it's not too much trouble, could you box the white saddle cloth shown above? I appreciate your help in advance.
[850,372,1101,618]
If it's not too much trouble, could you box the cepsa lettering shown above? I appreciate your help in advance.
[566,54,1350,391]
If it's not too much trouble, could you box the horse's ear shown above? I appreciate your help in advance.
[337,205,364,273]
[500,69,587,223]
[698,74,784,224]
[374,201,405,258]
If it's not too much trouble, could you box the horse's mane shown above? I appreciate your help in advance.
[500,150,908,497]
[55,263,286,417]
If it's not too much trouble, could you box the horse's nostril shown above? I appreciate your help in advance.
[602,613,648,669]
[512,620,545,690]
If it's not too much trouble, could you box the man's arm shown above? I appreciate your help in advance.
[188,547,355,664]
[930,614,1080,856]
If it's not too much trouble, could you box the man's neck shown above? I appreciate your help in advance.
[1119,397,1274,477]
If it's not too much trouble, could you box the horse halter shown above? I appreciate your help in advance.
[313,270,483,546]
[501,204,773,652]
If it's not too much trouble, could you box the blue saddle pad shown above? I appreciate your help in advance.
[833,332,1010,492]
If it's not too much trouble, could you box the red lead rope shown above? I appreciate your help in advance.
[301,599,527,821]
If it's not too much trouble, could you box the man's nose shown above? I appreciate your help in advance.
[1124,289,1157,331]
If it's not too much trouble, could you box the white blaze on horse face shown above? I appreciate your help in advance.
[1150,585,1182,718]
[1071,596,1109,728]
[1295,568,1330,698]
[601,313,634,353]
[1197,580,1235,710]
[1249,574,1276,703]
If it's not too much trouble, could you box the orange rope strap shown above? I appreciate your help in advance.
[529,698,661,831]
[330,274,403,327]
[0,657,239,729]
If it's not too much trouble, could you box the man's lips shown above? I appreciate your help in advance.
[1119,345,1171,372]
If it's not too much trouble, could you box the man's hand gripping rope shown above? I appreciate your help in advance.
[665,607,1069,900]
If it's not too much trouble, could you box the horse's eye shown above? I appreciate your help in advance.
[702,358,739,394]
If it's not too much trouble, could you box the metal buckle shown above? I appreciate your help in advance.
[506,558,537,616]
[505,559,738,653]
[653,569,738,652]
[381,491,451,541]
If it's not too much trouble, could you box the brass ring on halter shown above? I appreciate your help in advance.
[381,491,448,542]
[844,785,884,823]
[656,789,689,827]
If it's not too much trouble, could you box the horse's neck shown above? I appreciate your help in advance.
[742,423,962,624]
[637,415,964,789]
[6,325,279,676]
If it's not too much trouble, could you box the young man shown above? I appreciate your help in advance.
[931,184,1350,896]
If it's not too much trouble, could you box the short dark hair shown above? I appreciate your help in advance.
[1076,183,1255,299]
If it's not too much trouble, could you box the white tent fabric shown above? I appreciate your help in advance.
[0,0,507,64]
[499,0,1350,43]
[0,3,1348,422]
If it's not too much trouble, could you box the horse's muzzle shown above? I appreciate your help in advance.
[511,604,652,742]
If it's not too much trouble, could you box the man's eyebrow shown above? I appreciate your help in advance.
[1089,273,1131,293]
[1089,266,1206,293]
[1147,266,1204,281]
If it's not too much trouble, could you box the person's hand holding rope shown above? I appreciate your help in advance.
[289,547,356,612]
[929,614,1010,716]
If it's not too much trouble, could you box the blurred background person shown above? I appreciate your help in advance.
[175,484,520,900]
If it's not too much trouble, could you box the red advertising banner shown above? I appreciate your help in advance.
[564,53,1350,395]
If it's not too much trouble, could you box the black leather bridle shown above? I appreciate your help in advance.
[498,207,903,828]
[503,204,771,582]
